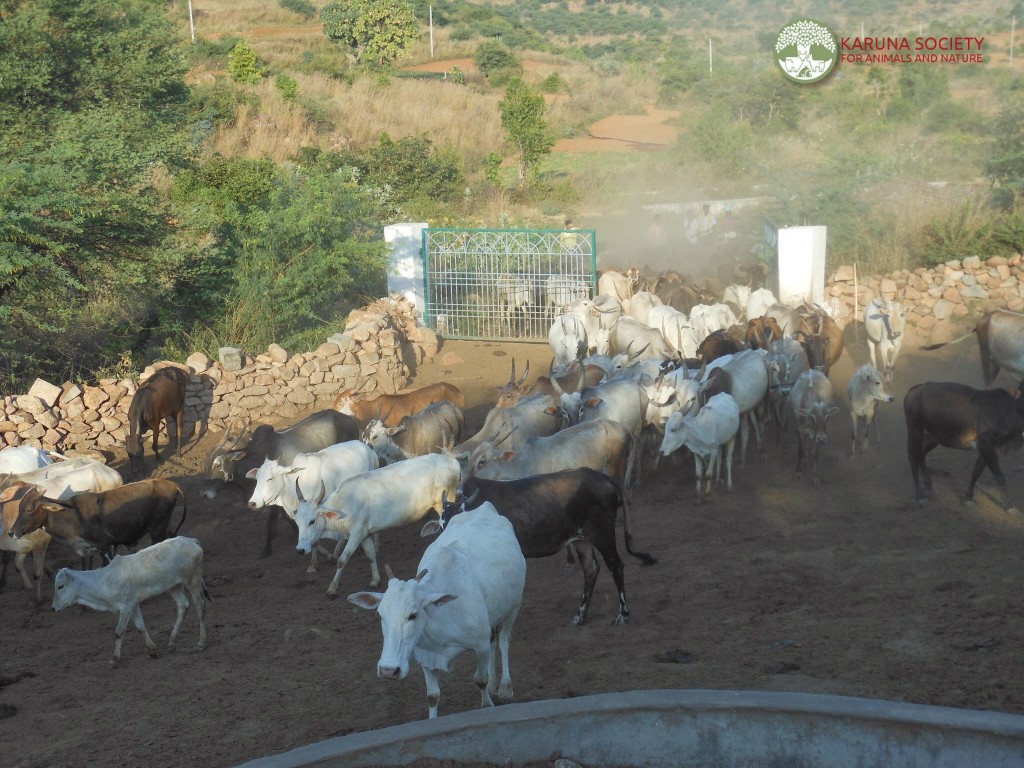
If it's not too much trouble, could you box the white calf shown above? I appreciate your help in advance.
[349,502,526,719]
[52,536,209,666]
[659,392,741,500]
[790,369,840,485]
[847,364,894,457]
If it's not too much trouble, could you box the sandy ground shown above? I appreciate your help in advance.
[3,331,1024,768]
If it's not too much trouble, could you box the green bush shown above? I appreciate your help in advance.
[919,198,993,266]
[227,41,266,84]
[447,65,466,85]
[279,0,316,19]
[474,41,521,79]
[540,72,564,93]
[991,211,1024,255]
[275,73,298,101]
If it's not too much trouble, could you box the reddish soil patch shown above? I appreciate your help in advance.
[554,106,680,153]
[3,337,1024,767]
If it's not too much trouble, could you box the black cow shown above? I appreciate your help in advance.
[904,381,1024,507]
[205,409,360,558]
[126,367,188,475]
[434,469,656,626]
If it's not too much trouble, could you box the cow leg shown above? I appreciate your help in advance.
[13,551,32,593]
[794,432,805,478]
[571,541,600,626]
[737,416,750,468]
[422,666,443,719]
[167,586,190,648]
[361,533,381,587]
[260,507,280,559]
[473,645,496,710]
[812,441,823,487]
[693,454,703,502]
[131,606,158,658]
[850,415,858,458]
[724,436,737,492]
[967,441,1006,502]
[495,602,520,699]
[0,550,9,590]
[326,530,369,596]
[750,408,766,460]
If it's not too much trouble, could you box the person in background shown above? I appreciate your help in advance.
[699,203,716,237]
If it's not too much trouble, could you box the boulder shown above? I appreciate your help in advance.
[219,347,244,371]
[28,378,62,408]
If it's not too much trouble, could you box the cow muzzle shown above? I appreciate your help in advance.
[378,665,403,681]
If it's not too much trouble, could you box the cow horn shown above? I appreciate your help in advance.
[294,479,305,503]
[385,563,395,582]
[315,481,326,506]
[629,342,650,360]
[464,488,480,507]
[494,426,518,447]
[517,359,530,386]
[441,489,449,507]
[548,360,566,396]
[415,568,428,581]
[508,359,517,386]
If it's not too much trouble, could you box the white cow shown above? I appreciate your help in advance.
[624,290,663,326]
[294,453,462,596]
[745,288,777,322]
[349,502,526,719]
[722,284,752,320]
[659,392,741,500]
[597,268,639,312]
[51,536,209,666]
[864,298,906,386]
[847,364,894,457]
[245,441,379,574]
[789,369,840,485]
[648,305,700,359]
[0,446,62,474]
[0,457,123,499]
[699,348,769,465]
[548,313,589,374]
[689,303,737,340]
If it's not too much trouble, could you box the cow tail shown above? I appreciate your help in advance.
[172,484,188,536]
[615,479,656,566]
[625,431,641,494]
[201,579,213,602]
[920,328,976,351]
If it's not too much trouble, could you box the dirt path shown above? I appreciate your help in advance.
[3,334,1024,767]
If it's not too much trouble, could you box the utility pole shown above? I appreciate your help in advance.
[430,6,434,58]
[1012,16,1016,66]
[709,37,713,75]
[188,0,195,42]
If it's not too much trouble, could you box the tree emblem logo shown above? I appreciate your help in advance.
[774,19,837,84]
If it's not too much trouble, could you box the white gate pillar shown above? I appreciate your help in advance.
[384,222,428,313]
[777,225,827,307]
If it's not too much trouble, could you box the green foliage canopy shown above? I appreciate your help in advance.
[499,77,554,187]
[321,0,419,67]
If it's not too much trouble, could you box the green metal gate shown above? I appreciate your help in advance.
[421,228,597,341]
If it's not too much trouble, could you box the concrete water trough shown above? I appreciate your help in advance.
[237,689,1024,768]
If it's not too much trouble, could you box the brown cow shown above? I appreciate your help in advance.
[746,316,783,350]
[0,483,51,601]
[10,478,186,560]
[126,366,188,475]
[333,382,465,427]
[495,359,605,409]
[795,309,844,375]
[697,329,747,365]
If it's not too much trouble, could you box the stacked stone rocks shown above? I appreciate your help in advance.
[827,254,1024,346]
[0,295,439,452]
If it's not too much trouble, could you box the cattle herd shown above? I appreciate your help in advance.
[3,265,1024,728]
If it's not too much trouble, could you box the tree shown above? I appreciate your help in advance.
[320,0,419,68]
[985,95,1024,209]
[498,78,554,188]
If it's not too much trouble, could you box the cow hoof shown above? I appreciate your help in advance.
[305,567,317,575]
[109,658,120,669]
[325,590,338,600]
[613,615,628,626]
[1008,507,1021,515]
[963,499,976,508]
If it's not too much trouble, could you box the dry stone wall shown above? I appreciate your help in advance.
[827,254,1024,346]
[0,296,439,453]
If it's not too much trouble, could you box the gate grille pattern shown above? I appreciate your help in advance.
[422,228,597,341]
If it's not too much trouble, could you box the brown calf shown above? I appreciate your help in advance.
[333,382,465,427]
[126,366,188,475]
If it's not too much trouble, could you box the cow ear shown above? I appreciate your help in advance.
[501,451,517,460]
[387,425,406,436]
[585,398,602,408]
[348,592,383,610]
[420,520,442,538]
[430,594,458,607]
[544,405,560,415]
[827,406,841,416]
[245,468,259,480]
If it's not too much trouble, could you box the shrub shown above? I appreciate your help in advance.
[275,74,298,101]
[919,198,994,266]
[540,72,564,93]
[474,41,521,79]
[279,0,316,19]
[227,41,266,84]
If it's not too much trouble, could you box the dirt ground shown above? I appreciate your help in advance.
[3,332,1024,768]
